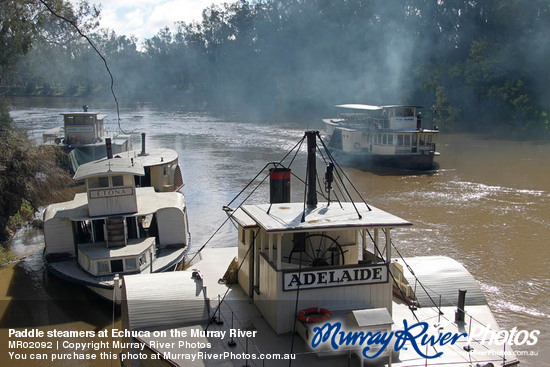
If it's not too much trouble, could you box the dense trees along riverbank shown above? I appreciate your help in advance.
[1,0,550,133]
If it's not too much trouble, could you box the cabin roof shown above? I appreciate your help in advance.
[123,271,209,330]
[61,112,107,119]
[335,104,423,110]
[239,202,412,233]
[398,256,488,306]
[73,157,145,180]
[381,105,423,109]
[336,104,382,111]
[43,187,186,221]
[115,148,179,167]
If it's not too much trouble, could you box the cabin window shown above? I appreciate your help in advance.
[412,134,417,146]
[125,258,137,271]
[426,134,433,143]
[404,135,411,146]
[139,253,147,266]
[110,259,124,273]
[419,135,425,145]
[74,220,93,244]
[383,134,387,145]
[377,134,382,144]
[397,135,404,146]
[97,261,109,274]
[111,175,124,187]
[395,107,414,117]
[88,176,109,189]
[388,135,394,145]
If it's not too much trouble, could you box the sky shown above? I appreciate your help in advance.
[76,0,227,42]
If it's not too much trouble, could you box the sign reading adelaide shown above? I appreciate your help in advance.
[283,264,388,291]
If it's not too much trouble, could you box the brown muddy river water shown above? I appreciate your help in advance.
[2,98,549,366]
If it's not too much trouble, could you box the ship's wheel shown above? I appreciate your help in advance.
[287,233,347,267]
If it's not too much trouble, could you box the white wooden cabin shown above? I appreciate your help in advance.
[230,202,412,334]
[121,148,184,192]
[62,112,106,145]
[43,157,189,280]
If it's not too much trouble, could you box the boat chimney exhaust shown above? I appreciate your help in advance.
[306,131,318,208]
[139,132,148,156]
[269,167,291,203]
[105,138,113,159]
[455,289,467,323]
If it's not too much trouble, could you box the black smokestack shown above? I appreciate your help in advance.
[269,167,291,203]
[140,133,147,156]
[106,138,113,159]
[306,131,318,208]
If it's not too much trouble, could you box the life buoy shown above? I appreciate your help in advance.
[298,307,332,323]
[353,142,361,151]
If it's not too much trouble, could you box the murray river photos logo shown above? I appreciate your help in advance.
[309,320,540,359]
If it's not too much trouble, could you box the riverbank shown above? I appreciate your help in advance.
[0,177,82,268]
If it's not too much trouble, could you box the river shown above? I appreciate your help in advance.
[2,97,549,366]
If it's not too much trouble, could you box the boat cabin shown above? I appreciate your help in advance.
[43,157,189,278]
[335,104,424,131]
[383,105,420,130]
[324,105,439,169]
[130,150,184,192]
[231,201,412,334]
[62,112,106,145]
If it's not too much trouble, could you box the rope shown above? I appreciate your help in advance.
[316,132,371,211]
[38,0,129,135]
[289,246,304,366]
[205,229,259,331]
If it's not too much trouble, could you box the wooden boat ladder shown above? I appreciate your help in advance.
[106,217,127,248]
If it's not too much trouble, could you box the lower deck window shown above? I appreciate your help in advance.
[110,259,124,273]
[97,261,109,274]
[125,258,137,271]
[139,253,147,266]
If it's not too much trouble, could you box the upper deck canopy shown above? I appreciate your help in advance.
[236,202,412,233]
[61,112,107,119]
[73,157,145,180]
[43,187,186,221]
[336,104,423,111]
[117,148,179,167]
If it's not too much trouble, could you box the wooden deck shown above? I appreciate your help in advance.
[121,247,519,367]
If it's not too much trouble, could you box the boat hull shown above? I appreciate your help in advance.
[324,121,439,171]
[44,244,190,303]
[328,146,438,171]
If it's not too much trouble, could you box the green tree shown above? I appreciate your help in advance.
[0,0,95,241]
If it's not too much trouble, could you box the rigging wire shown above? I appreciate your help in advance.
[380,230,512,363]
[288,247,304,366]
[316,143,344,208]
[316,132,372,211]
[204,228,259,331]
[38,0,130,135]
[226,134,306,208]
